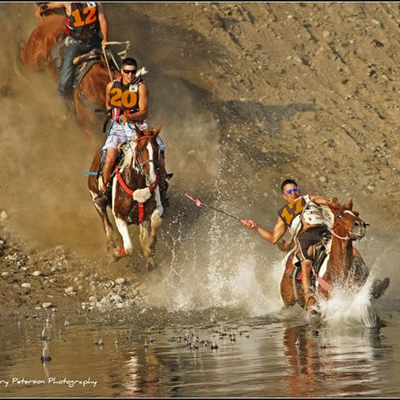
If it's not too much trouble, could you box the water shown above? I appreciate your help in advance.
[1,295,399,398]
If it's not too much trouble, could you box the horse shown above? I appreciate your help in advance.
[19,13,124,150]
[87,125,164,268]
[279,198,389,313]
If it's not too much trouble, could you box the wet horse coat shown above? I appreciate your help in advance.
[19,14,116,149]
[87,126,164,267]
[279,198,371,310]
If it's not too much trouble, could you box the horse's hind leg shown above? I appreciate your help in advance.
[92,203,120,259]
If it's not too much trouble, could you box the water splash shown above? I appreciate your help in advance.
[154,204,286,317]
[317,276,380,328]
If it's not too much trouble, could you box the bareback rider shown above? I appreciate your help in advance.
[241,179,334,311]
[94,57,170,208]
[41,2,108,99]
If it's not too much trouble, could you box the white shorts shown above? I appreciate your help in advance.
[103,121,148,150]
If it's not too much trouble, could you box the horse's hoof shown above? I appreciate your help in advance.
[146,259,156,271]
[305,296,318,314]
[109,246,126,262]
[371,277,390,299]
[116,246,126,256]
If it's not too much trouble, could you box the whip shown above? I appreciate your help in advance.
[184,193,242,222]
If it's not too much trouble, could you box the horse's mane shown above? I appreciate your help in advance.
[120,143,135,171]
[328,197,354,215]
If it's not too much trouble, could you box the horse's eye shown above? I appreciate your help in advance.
[337,215,343,220]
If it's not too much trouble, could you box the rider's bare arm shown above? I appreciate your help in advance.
[241,216,287,245]
[122,84,149,123]
[45,2,71,14]
[105,81,113,110]
[309,194,334,206]
[97,3,109,45]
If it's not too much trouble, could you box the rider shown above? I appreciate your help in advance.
[41,2,109,99]
[94,57,169,208]
[241,179,334,311]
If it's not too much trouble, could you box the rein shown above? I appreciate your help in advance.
[114,167,158,224]
[328,209,360,241]
[134,135,157,170]
[114,167,158,196]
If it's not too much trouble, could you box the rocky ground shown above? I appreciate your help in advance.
[0,211,150,319]
[1,2,400,318]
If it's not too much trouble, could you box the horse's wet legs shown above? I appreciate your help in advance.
[149,210,162,247]
[280,263,297,307]
[139,221,151,258]
[93,204,119,257]
[114,217,133,256]
[302,260,313,307]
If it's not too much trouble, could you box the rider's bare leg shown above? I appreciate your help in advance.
[94,148,117,207]
[102,148,117,190]
[301,259,313,308]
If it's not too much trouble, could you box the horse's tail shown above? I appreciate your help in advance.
[19,41,26,66]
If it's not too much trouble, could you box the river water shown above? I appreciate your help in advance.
[1,204,400,398]
[1,290,399,398]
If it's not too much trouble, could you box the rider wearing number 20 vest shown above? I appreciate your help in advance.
[95,57,169,209]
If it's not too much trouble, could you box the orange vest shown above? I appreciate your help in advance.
[278,197,307,228]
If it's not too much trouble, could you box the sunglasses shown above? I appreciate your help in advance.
[122,69,136,75]
[284,186,299,195]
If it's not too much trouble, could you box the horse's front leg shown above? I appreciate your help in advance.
[280,253,298,308]
[139,220,151,257]
[140,210,162,253]
[114,217,134,258]
[138,220,156,270]
[149,209,162,248]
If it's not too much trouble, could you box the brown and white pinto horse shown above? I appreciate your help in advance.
[19,13,118,150]
[87,125,164,268]
[280,198,372,312]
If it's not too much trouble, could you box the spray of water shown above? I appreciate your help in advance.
[317,276,380,328]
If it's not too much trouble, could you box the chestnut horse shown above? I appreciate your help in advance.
[19,13,120,149]
[280,198,385,312]
[87,125,164,268]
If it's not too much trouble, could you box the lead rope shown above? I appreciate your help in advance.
[101,40,131,81]
[312,265,333,292]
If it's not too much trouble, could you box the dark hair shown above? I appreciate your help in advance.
[280,179,298,191]
[121,57,137,69]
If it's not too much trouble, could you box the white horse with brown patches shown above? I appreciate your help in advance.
[88,125,164,268]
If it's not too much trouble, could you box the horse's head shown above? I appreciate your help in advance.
[133,124,162,188]
[328,198,368,240]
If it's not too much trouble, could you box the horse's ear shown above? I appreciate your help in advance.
[329,197,339,208]
[347,198,353,210]
[153,124,163,137]
[135,124,142,137]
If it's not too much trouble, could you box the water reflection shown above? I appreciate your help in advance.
[282,323,392,397]
[283,324,321,397]
[1,309,400,397]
